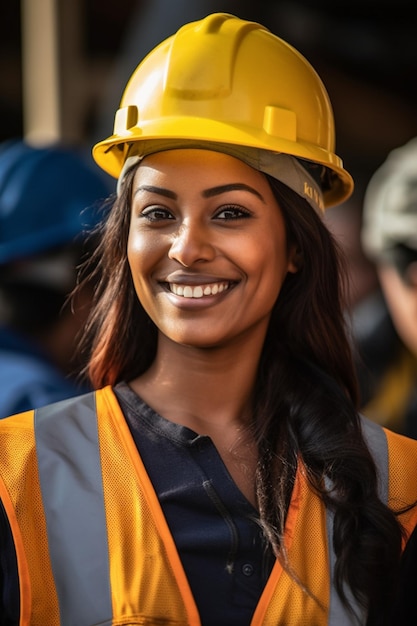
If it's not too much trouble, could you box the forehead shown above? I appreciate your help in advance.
[133,148,272,192]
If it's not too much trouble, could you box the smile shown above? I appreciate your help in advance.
[167,281,231,298]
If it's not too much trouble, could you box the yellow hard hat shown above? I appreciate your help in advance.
[93,13,353,208]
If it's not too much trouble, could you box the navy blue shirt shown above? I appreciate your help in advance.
[114,382,275,625]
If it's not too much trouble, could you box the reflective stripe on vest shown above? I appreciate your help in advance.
[35,392,112,626]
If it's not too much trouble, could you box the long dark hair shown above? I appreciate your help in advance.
[255,178,404,622]
[79,166,404,621]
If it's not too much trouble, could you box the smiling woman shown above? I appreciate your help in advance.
[126,149,297,353]
[1,12,417,626]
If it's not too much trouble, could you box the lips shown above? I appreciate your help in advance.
[167,281,231,298]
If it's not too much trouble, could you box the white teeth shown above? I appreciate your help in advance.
[169,281,230,298]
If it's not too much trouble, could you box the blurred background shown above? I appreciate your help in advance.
[2,0,417,192]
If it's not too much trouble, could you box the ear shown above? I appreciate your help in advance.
[287,245,302,274]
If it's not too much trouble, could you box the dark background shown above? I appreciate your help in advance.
[2,1,417,199]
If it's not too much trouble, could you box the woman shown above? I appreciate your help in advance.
[1,13,417,626]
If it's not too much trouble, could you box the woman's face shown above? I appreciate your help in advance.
[127,149,298,349]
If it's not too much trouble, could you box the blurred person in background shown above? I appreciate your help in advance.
[0,140,112,419]
[353,137,417,439]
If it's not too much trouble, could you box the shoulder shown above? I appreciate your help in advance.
[33,390,99,429]
[0,390,98,431]
[383,426,417,471]
[382,426,417,532]
[33,387,122,439]
[359,416,417,522]
[359,414,417,469]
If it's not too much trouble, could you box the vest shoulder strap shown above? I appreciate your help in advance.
[35,391,113,626]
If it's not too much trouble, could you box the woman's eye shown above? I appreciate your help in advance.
[140,207,174,222]
[215,205,251,220]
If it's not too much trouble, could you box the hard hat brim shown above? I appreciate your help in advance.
[93,116,353,208]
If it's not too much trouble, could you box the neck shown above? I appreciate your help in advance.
[130,331,265,432]
[130,332,265,508]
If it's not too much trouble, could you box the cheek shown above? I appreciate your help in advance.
[254,230,292,280]
[242,232,291,307]
[127,230,154,293]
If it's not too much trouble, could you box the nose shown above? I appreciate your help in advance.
[168,221,216,267]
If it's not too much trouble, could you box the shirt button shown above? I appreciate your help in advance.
[242,563,254,576]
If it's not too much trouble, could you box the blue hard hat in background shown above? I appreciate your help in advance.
[0,140,113,265]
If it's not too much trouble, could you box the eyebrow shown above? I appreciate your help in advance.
[134,185,177,199]
[202,183,265,202]
[134,182,265,202]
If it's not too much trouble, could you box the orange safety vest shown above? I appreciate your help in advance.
[1,385,417,625]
